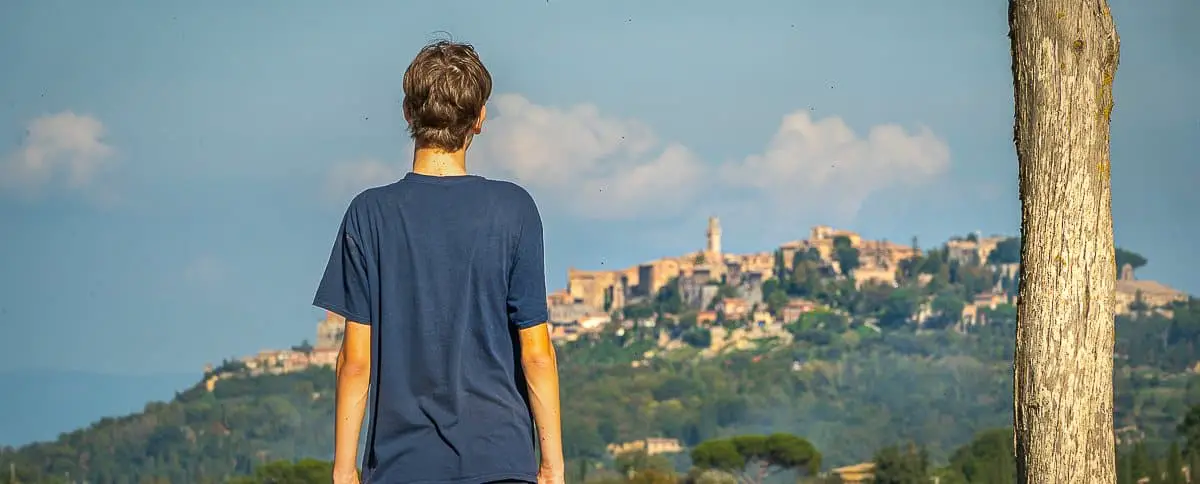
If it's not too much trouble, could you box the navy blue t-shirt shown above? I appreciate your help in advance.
[313,172,549,484]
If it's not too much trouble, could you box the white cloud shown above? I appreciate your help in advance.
[474,94,706,219]
[327,94,950,222]
[323,158,405,203]
[720,112,951,221]
[0,112,115,198]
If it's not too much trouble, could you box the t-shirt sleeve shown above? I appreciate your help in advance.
[507,194,549,329]
[313,208,373,325]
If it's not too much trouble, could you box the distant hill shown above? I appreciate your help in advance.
[1,367,335,483]
[4,296,1199,483]
[0,369,194,447]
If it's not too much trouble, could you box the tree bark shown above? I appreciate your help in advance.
[1010,0,1120,483]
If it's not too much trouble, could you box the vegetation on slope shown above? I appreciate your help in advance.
[2,244,1197,484]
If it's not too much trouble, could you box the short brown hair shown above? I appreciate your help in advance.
[402,41,493,152]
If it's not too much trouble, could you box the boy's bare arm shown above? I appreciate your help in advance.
[518,324,564,476]
[333,320,372,480]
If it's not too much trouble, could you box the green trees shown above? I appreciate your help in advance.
[227,459,332,484]
[564,419,606,470]
[291,340,314,354]
[985,237,1020,265]
[1115,247,1148,272]
[942,428,1014,484]
[1113,442,1155,484]
[1180,404,1200,457]
[790,261,823,297]
[926,292,966,329]
[832,236,860,275]
[690,433,820,483]
[655,278,685,315]
[764,289,789,315]
[1164,442,1185,484]
[871,443,930,484]
[681,328,712,348]
[1115,298,1200,372]
[624,302,656,321]
[763,247,826,299]
[613,449,675,480]
[987,238,1146,276]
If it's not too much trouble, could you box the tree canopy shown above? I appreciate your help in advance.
[1116,247,1148,272]
[690,433,820,483]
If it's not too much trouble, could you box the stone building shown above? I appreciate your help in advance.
[959,291,1010,328]
[679,274,720,310]
[564,217,726,313]
[548,293,593,324]
[1115,263,1187,314]
[779,299,818,324]
[552,222,922,318]
[829,462,875,483]
[566,268,629,312]
[606,438,683,457]
[946,235,1004,266]
[715,298,751,320]
[316,310,344,350]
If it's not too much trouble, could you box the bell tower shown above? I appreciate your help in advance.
[706,216,722,260]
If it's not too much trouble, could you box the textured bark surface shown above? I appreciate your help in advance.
[1010,0,1120,483]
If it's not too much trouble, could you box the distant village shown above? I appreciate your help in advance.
[201,219,1190,456]
[195,219,1190,474]
[542,218,1186,352]
[204,219,1188,387]
[201,217,1185,389]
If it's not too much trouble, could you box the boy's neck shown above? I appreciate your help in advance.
[412,146,468,177]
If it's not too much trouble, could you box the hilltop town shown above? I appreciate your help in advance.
[203,219,1190,387]
[541,218,1187,354]
[550,220,928,346]
[12,221,1198,484]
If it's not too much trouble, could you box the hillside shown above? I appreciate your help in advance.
[3,240,1199,483]
[4,298,1200,483]
[0,368,334,483]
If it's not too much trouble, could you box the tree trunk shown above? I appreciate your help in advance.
[1010,0,1120,483]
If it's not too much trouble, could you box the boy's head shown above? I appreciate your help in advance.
[402,41,493,152]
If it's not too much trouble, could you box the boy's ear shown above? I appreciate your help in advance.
[473,105,487,134]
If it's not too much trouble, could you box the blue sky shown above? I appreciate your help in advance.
[1,0,1196,376]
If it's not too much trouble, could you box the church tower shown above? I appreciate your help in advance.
[316,310,345,350]
[706,216,722,260]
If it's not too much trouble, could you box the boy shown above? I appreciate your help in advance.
[314,41,564,484]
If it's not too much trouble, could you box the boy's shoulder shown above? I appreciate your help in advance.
[342,182,396,215]
[483,178,536,203]
[346,177,537,212]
